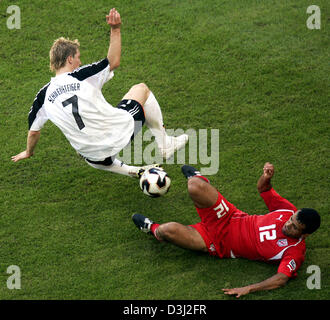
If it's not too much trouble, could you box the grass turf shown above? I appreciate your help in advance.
[0,0,329,300]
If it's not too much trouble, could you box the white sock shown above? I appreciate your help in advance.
[144,91,169,148]
[85,158,139,177]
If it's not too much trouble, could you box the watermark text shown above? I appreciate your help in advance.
[306,5,321,30]
[6,265,21,290]
[117,127,220,175]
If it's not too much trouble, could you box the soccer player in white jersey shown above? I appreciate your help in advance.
[11,8,188,177]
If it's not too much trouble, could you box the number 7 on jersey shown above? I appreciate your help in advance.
[62,95,85,130]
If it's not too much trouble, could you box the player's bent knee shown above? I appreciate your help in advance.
[187,177,205,197]
[139,82,149,91]
[157,222,178,240]
[187,177,218,208]
[124,83,150,106]
[131,83,149,95]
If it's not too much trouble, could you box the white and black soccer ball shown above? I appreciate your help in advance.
[139,168,171,197]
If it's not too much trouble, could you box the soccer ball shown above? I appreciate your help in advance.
[139,168,171,197]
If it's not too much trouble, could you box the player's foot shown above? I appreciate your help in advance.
[181,165,210,183]
[159,134,189,159]
[181,165,201,179]
[132,213,154,234]
[128,164,162,179]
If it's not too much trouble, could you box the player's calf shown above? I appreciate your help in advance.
[157,223,208,252]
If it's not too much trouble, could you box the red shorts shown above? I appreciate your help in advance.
[190,191,245,258]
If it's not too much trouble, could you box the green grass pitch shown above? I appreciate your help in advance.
[0,0,329,300]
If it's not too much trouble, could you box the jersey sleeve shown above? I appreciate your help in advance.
[69,58,114,90]
[260,188,297,212]
[277,244,305,278]
[28,83,50,131]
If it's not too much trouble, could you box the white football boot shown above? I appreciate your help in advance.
[158,134,189,160]
[128,163,162,179]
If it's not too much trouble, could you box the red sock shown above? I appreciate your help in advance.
[150,223,159,235]
[150,223,161,240]
[196,175,210,184]
[189,174,210,183]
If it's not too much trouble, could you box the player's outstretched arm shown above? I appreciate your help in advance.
[11,130,40,162]
[222,272,289,298]
[257,162,274,193]
[106,8,121,71]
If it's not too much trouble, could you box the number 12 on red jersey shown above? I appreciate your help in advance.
[259,224,276,242]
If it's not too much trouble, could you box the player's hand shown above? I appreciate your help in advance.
[263,162,274,179]
[106,8,121,29]
[222,287,250,298]
[11,150,33,162]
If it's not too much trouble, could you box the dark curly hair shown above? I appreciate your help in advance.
[297,208,321,234]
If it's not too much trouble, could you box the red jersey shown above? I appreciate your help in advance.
[191,186,306,278]
[224,188,306,278]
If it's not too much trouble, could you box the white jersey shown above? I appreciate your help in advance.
[28,58,134,161]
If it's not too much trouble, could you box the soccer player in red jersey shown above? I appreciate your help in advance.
[132,162,321,298]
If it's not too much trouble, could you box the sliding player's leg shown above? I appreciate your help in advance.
[157,222,208,252]
[132,213,208,252]
[132,165,239,257]
[132,165,218,248]
[122,83,188,159]
[85,157,160,178]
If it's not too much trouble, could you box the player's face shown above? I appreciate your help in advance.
[71,49,81,70]
[282,211,306,238]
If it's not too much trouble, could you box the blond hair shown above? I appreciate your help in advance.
[49,37,80,72]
